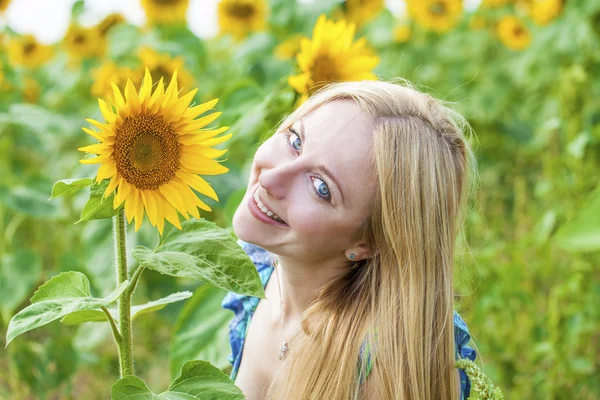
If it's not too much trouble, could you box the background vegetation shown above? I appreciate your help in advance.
[0,0,598,398]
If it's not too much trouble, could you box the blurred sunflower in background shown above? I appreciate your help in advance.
[7,34,53,68]
[393,23,412,43]
[343,0,385,28]
[91,61,139,99]
[63,24,106,61]
[274,34,303,60]
[406,0,463,33]
[482,0,514,7]
[217,0,268,41]
[526,0,563,25]
[98,13,126,37]
[79,69,231,234]
[141,0,189,25]
[288,15,379,104]
[22,76,40,103]
[0,0,10,13]
[138,47,194,91]
[497,15,531,50]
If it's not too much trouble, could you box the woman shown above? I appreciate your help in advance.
[222,79,479,399]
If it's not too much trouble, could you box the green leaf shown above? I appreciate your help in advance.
[0,251,42,320]
[30,271,91,302]
[49,178,93,200]
[132,219,265,298]
[5,272,129,346]
[171,285,232,377]
[111,361,245,399]
[61,291,193,325]
[77,180,122,223]
[554,185,600,252]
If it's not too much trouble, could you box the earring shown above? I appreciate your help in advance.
[348,253,356,260]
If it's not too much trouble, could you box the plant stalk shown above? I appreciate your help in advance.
[114,208,134,377]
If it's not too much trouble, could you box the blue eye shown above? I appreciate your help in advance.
[288,132,301,151]
[313,177,330,198]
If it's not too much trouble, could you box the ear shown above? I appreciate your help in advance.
[346,243,376,261]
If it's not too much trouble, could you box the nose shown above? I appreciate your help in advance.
[257,161,300,200]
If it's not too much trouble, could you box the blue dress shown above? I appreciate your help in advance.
[222,240,477,399]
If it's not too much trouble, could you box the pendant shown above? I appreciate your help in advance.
[279,341,289,360]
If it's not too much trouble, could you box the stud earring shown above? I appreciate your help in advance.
[348,253,356,260]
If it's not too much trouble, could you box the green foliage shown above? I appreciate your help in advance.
[132,219,266,298]
[77,180,123,223]
[111,360,245,400]
[456,359,504,400]
[50,178,93,200]
[5,272,129,345]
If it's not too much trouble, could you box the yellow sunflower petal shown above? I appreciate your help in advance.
[148,77,165,111]
[162,70,179,109]
[192,195,212,212]
[98,98,117,124]
[111,83,126,112]
[181,156,229,175]
[196,133,232,147]
[171,179,200,219]
[162,202,182,230]
[125,189,139,224]
[175,171,219,202]
[134,195,144,231]
[124,79,140,115]
[104,175,119,199]
[182,98,219,120]
[79,156,107,165]
[182,145,228,159]
[78,143,112,154]
[179,126,230,145]
[96,157,117,181]
[142,190,158,227]
[155,193,166,234]
[158,182,188,218]
[81,127,106,142]
[181,112,222,133]
[138,68,153,104]
[114,179,131,208]
[165,88,198,123]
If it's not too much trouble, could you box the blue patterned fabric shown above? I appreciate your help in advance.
[222,240,477,398]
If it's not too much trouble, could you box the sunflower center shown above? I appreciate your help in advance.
[23,42,37,55]
[114,113,180,190]
[153,0,178,4]
[227,3,255,19]
[311,54,339,93]
[73,34,86,45]
[512,25,524,37]
[428,2,447,15]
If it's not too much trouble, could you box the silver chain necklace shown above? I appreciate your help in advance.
[273,257,304,360]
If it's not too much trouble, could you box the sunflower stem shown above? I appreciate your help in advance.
[114,208,134,377]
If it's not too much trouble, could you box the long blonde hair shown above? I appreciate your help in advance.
[265,79,478,400]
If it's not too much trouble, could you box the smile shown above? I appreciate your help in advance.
[248,187,289,227]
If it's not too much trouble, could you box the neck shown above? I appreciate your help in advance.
[269,253,345,328]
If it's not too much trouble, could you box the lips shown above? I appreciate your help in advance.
[253,187,287,224]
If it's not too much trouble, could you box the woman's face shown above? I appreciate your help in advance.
[232,99,377,261]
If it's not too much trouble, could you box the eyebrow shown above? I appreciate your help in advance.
[294,119,346,206]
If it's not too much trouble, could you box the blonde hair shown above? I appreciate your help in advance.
[264,79,478,400]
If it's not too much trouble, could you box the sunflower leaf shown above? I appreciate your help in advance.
[5,272,129,347]
[49,178,93,200]
[132,219,265,298]
[77,179,122,224]
[60,291,193,325]
[111,361,244,400]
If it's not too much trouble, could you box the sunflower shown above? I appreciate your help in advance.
[91,61,140,99]
[288,15,379,104]
[23,76,40,103]
[7,34,53,69]
[63,24,106,60]
[78,69,231,234]
[217,0,268,41]
[393,24,412,43]
[98,13,126,36]
[141,0,189,25]
[0,0,10,13]
[274,34,303,60]
[481,0,513,7]
[527,0,563,25]
[497,15,531,50]
[469,15,486,30]
[406,0,463,33]
[137,47,194,91]
[343,0,385,28]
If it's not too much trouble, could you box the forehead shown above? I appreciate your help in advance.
[296,100,376,206]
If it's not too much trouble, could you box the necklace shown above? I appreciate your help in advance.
[273,257,304,360]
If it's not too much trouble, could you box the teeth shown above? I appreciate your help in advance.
[253,189,284,223]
